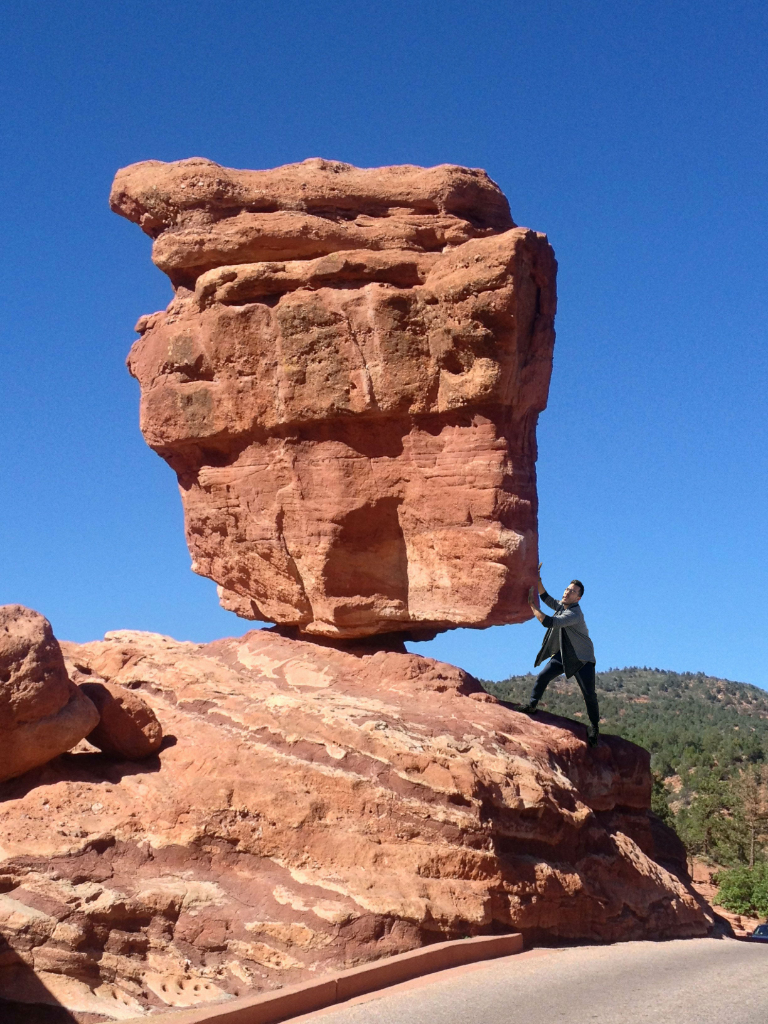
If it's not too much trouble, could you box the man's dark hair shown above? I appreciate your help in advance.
[571,579,585,597]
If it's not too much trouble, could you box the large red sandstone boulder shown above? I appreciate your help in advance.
[0,605,99,783]
[110,158,556,638]
[0,629,711,1018]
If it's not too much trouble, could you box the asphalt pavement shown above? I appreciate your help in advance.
[297,937,767,1024]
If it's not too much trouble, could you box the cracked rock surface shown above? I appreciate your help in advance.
[111,158,557,638]
[0,628,711,1019]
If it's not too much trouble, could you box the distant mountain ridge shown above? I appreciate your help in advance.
[482,668,768,777]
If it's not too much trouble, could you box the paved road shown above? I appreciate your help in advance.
[300,938,768,1024]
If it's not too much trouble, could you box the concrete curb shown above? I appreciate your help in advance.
[121,933,523,1024]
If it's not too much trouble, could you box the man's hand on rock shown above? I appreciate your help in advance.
[528,585,546,623]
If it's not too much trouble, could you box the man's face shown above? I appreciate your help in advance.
[561,582,582,607]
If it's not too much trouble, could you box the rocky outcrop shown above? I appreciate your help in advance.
[0,606,99,783]
[0,628,711,1018]
[78,680,163,760]
[111,158,556,638]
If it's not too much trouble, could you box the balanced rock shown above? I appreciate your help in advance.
[0,629,711,1017]
[78,679,163,759]
[0,605,99,783]
[111,158,557,638]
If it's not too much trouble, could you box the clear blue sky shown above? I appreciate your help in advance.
[1,1,766,686]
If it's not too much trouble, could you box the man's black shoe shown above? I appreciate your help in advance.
[519,703,539,715]
[587,724,600,747]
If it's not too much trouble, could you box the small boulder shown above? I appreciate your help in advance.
[79,680,163,759]
[0,605,100,782]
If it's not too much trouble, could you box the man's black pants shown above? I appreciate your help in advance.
[530,658,599,727]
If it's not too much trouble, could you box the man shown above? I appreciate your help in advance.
[520,563,600,747]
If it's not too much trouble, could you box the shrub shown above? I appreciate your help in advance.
[651,772,673,826]
[714,863,768,917]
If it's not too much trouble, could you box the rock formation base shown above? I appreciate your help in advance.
[0,628,712,1019]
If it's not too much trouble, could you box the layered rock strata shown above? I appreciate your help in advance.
[0,606,99,783]
[111,158,557,638]
[0,628,711,1019]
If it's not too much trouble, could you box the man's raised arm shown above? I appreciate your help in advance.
[537,563,559,610]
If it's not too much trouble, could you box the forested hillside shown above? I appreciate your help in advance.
[483,668,768,879]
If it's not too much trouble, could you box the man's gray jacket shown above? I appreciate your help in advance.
[534,591,595,680]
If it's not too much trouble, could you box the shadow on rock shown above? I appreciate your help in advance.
[494,699,591,741]
[0,941,100,1023]
[0,736,177,800]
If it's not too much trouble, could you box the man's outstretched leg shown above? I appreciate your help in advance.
[520,657,565,714]
[574,662,600,745]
